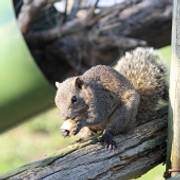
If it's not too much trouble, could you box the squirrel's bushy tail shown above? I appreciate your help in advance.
[114,47,167,121]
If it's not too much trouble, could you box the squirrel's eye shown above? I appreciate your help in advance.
[71,96,77,104]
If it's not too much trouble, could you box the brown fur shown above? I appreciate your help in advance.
[55,47,167,139]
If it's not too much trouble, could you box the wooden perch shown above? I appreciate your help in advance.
[2,107,168,180]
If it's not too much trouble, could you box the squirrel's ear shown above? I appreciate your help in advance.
[55,82,61,88]
[75,77,84,89]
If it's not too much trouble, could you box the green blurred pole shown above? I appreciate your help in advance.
[0,0,55,132]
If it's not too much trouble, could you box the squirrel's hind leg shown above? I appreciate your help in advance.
[101,91,140,149]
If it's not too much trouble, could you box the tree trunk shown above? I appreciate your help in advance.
[14,0,172,83]
[1,107,168,180]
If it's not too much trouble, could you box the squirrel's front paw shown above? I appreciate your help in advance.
[100,131,117,150]
[71,121,82,135]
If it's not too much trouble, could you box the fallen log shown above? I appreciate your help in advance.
[1,106,168,180]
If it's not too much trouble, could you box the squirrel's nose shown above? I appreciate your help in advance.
[62,112,71,120]
[65,116,70,119]
[61,110,70,119]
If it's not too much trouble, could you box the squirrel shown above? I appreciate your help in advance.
[55,47,167,149]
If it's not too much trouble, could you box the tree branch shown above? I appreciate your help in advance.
[2,106,168,180]
[21,0,172,84]
[68,0,82,20]
[17,0,56,33]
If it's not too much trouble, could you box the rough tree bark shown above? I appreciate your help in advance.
[13,0,172,83]
[1,107,167,180]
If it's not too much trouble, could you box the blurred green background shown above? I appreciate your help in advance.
[0,0,55,133]
[0,46,171,179]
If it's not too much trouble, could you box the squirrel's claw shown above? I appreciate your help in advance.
[100,131,117,150]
